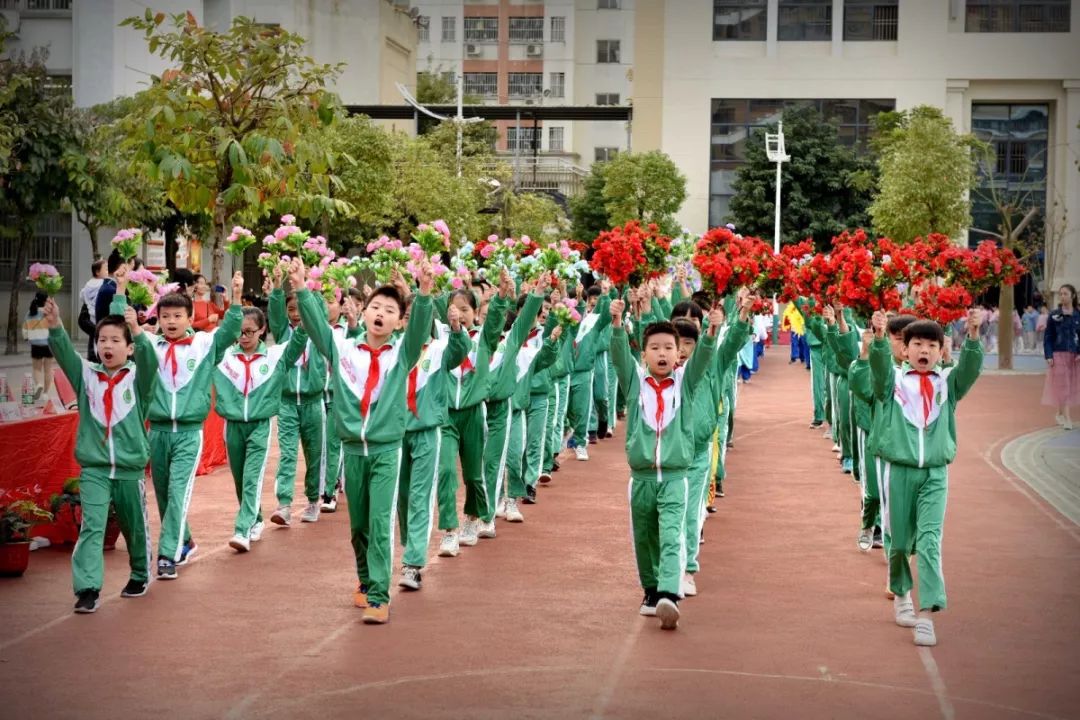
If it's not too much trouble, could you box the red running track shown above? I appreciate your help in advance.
[0,351,1076,719]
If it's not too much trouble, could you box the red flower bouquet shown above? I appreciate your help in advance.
[692,227,770,296]
[915,283,973,325]
[591,221,651,286]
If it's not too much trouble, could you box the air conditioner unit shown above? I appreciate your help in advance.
[0,9,20,34]
[465,43,481,56]
[526,44,543,57]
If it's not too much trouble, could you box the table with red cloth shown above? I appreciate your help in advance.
[197,406,227,475]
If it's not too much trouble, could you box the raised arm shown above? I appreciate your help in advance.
[609,299,635,394]
[509,291,544,349]
[43,299,85,396]
[133,332,159,403]
[280,323,310,367]
[268,288,289,342]
[400,262,436,369]
[949,309,985,402]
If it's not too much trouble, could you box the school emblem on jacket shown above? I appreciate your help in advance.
[421,357,432,372]
[187,358,196,371]
[123,388,133,404]
[260,364,269,375]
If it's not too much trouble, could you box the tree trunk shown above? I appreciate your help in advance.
[998,279,1015,370]
[5,226,32,355]
[210,220,226,287]
[88,225,101,261]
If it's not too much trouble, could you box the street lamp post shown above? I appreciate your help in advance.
[396,75,484,178]
[765,121,790,342]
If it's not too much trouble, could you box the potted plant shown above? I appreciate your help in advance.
[49,478,122,550]
[0,492,53,577]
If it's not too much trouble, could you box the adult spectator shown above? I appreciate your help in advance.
[78,258,107,361]
[1022,304,1040,351]
[1042,284,1080,430]
[191,273,226,331]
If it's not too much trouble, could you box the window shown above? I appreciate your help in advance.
[549,127,564,152]
[0,0,72,12]
[508,72,543,98]
[509,17,544,43]
[507,127,539,153]
[965,1,1069,32]
[596,93,620,106]
[442,16,456,42]
[551,16,566,42]
[598,0,621,8]
[549,72,566,98]
[0,213,72,284]
[713,0,767,40]
[595,147,619,162]
[441,71,457,88]
[463,72,498,97]
[843,0,898,40]
[778,0,832,40]
[464,17,499,42]
[418,16,430,41]
[597,39,621,63]
[44,74,72,97]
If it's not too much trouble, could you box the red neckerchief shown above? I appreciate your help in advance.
[358,343,392,418]
[906,369,936,424]
[236,353,264,396]
[457,330,479,374]
[523,327,541,347]
[407,342,432,417]
[95,368,131,439]
[644,375,675,465]
[164,335,194,382]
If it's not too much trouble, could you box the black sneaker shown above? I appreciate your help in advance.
[872,527,884,549]
[523,485,537,504]
[588,431,598,445]
[121,579,148,598]
[639,589,658,617]
[716,479,724,498]
[552,457,561,471]
[157,557,177,580]
[597,421,608,439]
[705,504,717,514]
[809,420,823,428]
[177,540,197,566]
[74,589,100,614]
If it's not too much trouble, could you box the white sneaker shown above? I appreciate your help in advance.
[1055,413,1066,426]
[505,498,524,523]
[893,593,917,628]
[681,572,697,597]
[1066,418,1075,431]
[913,617,937,646]
[656,598,680,630]
[831,443,841,453]
[399,566,422,590]
[300,502,320,523]
[270,506,291,526]
[478,519,496,539]
[320,496,338,513]
[250,521,264,542]
[495,497,507,519]
[857,528,874,552]
[228,535,250,553]
[575,446,589,461]
[459,519,479,546]
[438,530,460,557]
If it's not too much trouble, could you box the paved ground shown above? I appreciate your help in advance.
[1002,427,1080,525]
[0,351,1077,719]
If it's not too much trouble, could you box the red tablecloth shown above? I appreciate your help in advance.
[0,412,81,544]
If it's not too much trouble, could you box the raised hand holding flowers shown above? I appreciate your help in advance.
[125,267,161,308]
[412,220,452,256]
[111,228,143,261]
[225,226,257,256]
[28,263,63,296]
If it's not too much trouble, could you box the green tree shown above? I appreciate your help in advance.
[0,44,76,353]
[415,68,480,105]
[569,162,610,242]
[728,105,874,248]
[868,105,982,243]
[504,192,569,242]
[119,11,348,283]
[602,150,687,234]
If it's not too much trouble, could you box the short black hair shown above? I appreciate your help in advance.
[241,307,266,330]
[170,267,195,291]
[691,291,712,309]
[672,318,699,343]
[450,288,478,311]
[157,292,194,317]
[903,320,945,346]
[671,301,704,322]
[643,321,679,345]
[95,315,133,345]
[91,259,106,276]
[107,249,124,275]
[503,310,517,333]
[887,314,918,336]
[369,285,406,314]
[587,285,602,298]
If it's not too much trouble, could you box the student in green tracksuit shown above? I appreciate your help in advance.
[545,315,574,475]
[148,273,243,580]
[214,307,307,553]
[566,286,613,461]
[268,283,329,526]
[823,305,856,474]
[589,306,616,441]
[46,295,157,613]
[609,298,718,631]
[799,300,828,427]
[478,283,545,537]
[503,297,563,518]
[397,306,469,591]
[291,257,434,625]
[674,299,752,598]
[522,300,563,499]
[868,309,983,647]
[320,294,351,514]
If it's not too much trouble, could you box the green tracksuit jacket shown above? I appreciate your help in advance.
[447,295,510,410]
[404,321,471,432]
[486,294,544,402]
[268,288,330,405]
[213,335,308,422]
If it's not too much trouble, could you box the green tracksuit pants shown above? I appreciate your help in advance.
[344,449,402,606]
[545,377,571,471]
[629,473,689,599]
[505,407,528,499]
[398,427,441,569]
[72,470,151,594]
[226,419,270,539]
[684,448,712,574]
[855,427,881,532]
[275,398,326,506]
[712,400,731,485]
[149,428,201,562]
[589,351,615,432]
[566,370,594,446]
[324,398,343,500]
[521,393,550,490]
[881,461,948,611]
[809,348,827,423]
[835,376,853,461]
[438,404,487,529]
[481,399,512,522]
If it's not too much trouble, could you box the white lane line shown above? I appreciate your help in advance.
[588,619,644,719]
[984,434,1080,542]
[919,647,956,720]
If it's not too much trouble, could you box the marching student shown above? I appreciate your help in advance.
[609,297,719,631]
[521,297,564,500]
[290,256,434,625]
[565,285,613,461]
[544,290,575,477]
[436,270,512,556]
[397,298,469,591]
[45,294,157,613]
[320,291,352,514]
[213,306,307,553]
[798,299,829,428]
[589,287,617,442]
[147,273,243,580]
[868,308,984,646]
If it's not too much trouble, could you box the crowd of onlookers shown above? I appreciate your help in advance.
[948,299,1050,354]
